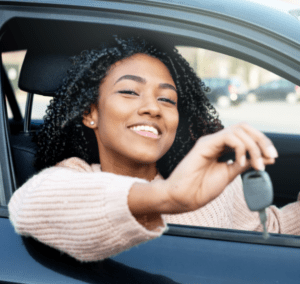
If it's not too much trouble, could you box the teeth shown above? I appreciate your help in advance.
[130,125,159,135]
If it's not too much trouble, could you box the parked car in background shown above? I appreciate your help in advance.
[202,77,246,108]
[1,0,300,283]
[246,79,300,103]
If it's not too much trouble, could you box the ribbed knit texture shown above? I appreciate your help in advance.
[8,157,300,262]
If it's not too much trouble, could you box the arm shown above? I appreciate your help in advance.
[8,167,167,262]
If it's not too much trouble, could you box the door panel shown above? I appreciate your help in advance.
[1,217,300,284]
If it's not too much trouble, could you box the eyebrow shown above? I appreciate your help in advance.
[114,74,177,93]
[159,83,177,93]
[115,75,146,85]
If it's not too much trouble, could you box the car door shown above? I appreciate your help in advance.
[1,0,300,283]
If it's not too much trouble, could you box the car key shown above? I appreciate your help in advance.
[242,170,273,239]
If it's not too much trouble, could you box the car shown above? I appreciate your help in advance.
[202,77,246,108]
[246,79,300,103]
[1,0,300,283]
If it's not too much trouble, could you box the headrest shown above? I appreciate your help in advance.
[19,51,72,96]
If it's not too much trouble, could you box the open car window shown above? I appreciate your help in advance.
[3,41,300,237]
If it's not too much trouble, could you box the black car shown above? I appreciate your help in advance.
[1,0,300,283]
[202,77,245,108]
[246,79,300,103]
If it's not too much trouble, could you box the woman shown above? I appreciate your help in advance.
[8,36,299,263]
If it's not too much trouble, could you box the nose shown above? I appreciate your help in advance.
[137,94,161,118]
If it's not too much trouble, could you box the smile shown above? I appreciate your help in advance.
[129,125,160,139]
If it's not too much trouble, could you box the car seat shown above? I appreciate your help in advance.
[9,51,74,188]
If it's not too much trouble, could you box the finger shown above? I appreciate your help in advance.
[228,157,275,184]
[262,157,275,165]
[227,156,275,182]
[237,123,278,159]
[232,127,266,171]
[218,131,247,168]
[198,129,245,157]
[227,158,251,182]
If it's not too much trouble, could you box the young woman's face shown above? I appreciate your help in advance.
[90,53,179,165]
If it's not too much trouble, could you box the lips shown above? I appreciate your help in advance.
[128,124,161,139]
[135,130,158,138]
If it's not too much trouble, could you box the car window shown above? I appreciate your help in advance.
[2,41,299,241]
[177,46,300,134]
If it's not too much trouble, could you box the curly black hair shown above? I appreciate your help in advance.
[34,36,223,178]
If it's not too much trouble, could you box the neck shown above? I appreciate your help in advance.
[99,152,158,181]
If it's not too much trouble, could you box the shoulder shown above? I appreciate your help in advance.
[55,157,100,173]
[12,157,99,193]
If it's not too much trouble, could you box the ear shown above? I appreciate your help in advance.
[82,104,99,129]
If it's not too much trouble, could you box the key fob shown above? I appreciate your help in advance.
[242,170,273,211]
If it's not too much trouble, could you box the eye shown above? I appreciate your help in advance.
[158,97,177,106]
[118,90,139,96]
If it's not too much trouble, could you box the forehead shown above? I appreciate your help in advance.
[105,53,173,81]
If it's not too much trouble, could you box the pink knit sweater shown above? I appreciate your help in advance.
[8,157,300,262]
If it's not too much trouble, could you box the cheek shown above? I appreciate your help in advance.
[166,110,179,142]
[98,97,127,126]
[171,110,179,132]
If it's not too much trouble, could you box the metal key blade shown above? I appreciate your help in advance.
[259,209,269,240]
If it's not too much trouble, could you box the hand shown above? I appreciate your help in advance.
[163,123,278,213]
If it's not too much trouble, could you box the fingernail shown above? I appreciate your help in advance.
[240,155,246,167]
[267,145,278,158]
[257,158,265,171]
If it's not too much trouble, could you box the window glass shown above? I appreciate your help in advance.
[177,46,300,134]
[2,50,27,119]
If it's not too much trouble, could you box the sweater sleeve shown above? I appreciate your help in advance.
[231,175,300,235]
[8,166,167,262]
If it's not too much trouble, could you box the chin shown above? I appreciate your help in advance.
[133,156,159,165]
[129,152,162,165]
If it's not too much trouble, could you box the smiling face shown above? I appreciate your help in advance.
[83,53,179,174]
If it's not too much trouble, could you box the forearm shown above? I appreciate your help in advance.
[128,179,190,217]
[128,180,168,216]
